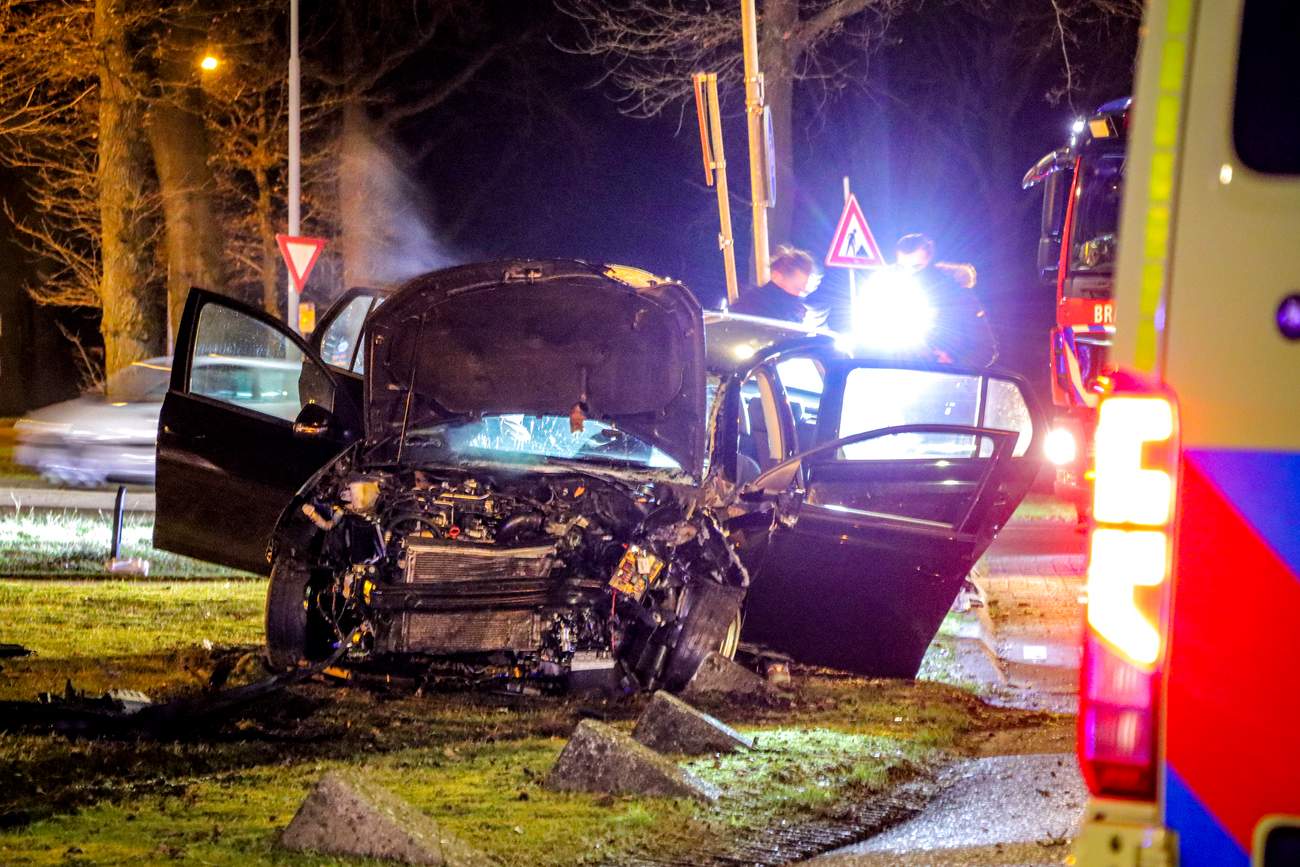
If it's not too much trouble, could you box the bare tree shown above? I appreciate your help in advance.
[559,0,901,248]
[877,0,1141,260]
[0,0,170,373]
[0,0,109,314]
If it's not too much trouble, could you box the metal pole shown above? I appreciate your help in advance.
[707,75,740,305]
[844,176,858,330]
[741,0,770,287]
[110,484,126,561]
[287,0,301,332]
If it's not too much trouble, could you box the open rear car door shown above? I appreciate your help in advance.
[733,350,1043,677]
[154,289,363,574]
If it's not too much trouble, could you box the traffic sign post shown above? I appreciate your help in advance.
[827,185,886,336]
[276,234,326,332]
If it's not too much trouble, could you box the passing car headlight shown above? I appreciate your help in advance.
[1044,426,1079,466]
[852,272,935,351]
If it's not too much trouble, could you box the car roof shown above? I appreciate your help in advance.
[702,310,845,373]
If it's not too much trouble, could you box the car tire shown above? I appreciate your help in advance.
[264,559,314,672]
[662,581,745,692]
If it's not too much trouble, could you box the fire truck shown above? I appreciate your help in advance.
[1073,1,1300,865]
[1023,97,1129,518]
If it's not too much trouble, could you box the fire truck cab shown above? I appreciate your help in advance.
[1024,98,1129,517]
[1074,1,1300,865]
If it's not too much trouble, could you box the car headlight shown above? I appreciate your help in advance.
[1044,426,1079,466]
[852,272,935,351]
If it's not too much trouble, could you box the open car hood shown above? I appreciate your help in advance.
[362,260,707,476]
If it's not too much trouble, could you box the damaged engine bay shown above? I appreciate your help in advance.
[270,450,749,694]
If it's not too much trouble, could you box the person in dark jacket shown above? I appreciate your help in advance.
[728,245,819,324]
[893,233,998,367]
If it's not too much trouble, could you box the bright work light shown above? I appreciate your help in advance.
[852,270,935,351]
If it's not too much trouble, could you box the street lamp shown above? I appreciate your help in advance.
[287,0,301,332]
[199,54,220,71]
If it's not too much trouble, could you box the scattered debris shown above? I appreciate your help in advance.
[681,652,773,699]
[103,689,153,714]
[632,691,752,755]
[0,644,346,738]
[280,771,494,866]
[0,643,31,658]
[544,718,720,802]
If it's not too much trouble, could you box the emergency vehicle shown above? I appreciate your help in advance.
[1073,1,1299,865]
[1023,97,1129,517]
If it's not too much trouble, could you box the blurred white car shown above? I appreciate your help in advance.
[15,356,301,486]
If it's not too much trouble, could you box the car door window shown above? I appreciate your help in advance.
[190,302,333,422]
[838,367,984,459]
[984,378,1034,456]
[319,295,374,373]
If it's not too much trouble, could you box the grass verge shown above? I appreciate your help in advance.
[0,579,1057,865]
[0,511,249,579]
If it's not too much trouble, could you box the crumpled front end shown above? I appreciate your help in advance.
[270,449,746,692]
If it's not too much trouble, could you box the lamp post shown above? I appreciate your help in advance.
[287,0,301,331]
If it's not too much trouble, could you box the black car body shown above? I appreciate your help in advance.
[154,260,1042,689]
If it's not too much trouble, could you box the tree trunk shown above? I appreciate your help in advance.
[95,0,163,374]
[761,0,798,250]
[257,164,280,317]
[148,87,226,348]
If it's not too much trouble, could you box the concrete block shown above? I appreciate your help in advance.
[544,718,719,802]
[280,771,493,866]
[680,652,772,699]
[632,691,752,755]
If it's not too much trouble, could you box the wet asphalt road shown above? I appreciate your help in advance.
[807,754,1084,867]
[803,515,1088,866]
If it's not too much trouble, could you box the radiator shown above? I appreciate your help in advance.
[403,540,556,583]
[398,610,542,653]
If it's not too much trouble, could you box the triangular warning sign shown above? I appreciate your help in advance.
[276,234,327,292]
[825,194,885,269]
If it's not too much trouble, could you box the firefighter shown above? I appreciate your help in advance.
[893,233,998,367]
[729,245,819,324]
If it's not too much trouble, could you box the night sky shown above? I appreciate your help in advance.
[0,2,1138,410]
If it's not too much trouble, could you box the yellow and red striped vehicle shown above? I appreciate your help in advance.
[1073,1,1300,864]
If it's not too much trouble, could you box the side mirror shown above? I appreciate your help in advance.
[1036,237,1062,282]
[293,402,336,438]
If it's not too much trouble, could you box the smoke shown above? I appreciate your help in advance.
[337,113,455,288]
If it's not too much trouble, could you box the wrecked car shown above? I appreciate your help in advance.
[153,260,1042,690]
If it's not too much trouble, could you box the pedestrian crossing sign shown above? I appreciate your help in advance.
[825,194,886,269]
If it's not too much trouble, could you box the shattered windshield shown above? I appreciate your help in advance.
[403,414,680,470]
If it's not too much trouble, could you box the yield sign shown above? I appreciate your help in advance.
[825,194,885,269]
[276,234,327,292]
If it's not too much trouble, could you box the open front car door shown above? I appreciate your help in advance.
[154,289,363,574]
[732,351,1042,677]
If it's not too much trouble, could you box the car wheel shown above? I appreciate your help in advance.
[265,559,338,671]
[662,581,744,692]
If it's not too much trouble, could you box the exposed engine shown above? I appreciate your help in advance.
[276,454,747,691]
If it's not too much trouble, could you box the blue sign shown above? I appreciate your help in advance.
[1278,294,1300,341]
